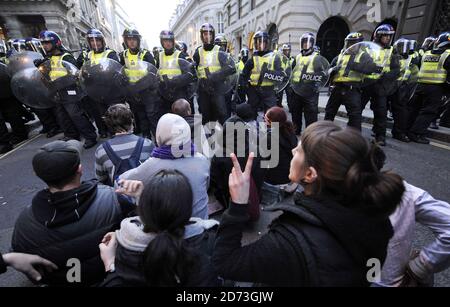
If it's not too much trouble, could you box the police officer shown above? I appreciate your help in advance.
[277,43,294,108]
[82,28,121,138]
[419,36,436,57]
[23,37,62,138]
[176,41,192,62]
[193,23,236,125]
[407,32,450,144]
[0,40,14,153]
[290,33,321,135]
[240,31,284,114]
[159,30,196,114]
[37,31,97,149]
[325,32,382,131]
[236,47,249,103]
[361,24,400,146]
[119,28,157,139]
[388,38,417,142]
[214,36,228,52]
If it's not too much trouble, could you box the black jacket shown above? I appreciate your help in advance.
[264,130,298,185]
[11,180,127,286]
[100,230,220,287]
[212,193,393,286]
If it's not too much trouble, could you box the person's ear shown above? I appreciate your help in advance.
[302,166,318,184]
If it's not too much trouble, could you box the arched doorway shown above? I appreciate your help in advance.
[267,23,279,51]
[317,17,350,63]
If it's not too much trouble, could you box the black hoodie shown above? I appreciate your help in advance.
[12,180,124,286]
[212,193,393,286]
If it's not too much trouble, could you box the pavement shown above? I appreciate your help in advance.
[0,100,449,287]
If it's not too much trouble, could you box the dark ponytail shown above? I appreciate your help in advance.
[138,170,194,286]
[301,122,405,216]
[344,144,404,216]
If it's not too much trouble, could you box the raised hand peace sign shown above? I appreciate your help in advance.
[228,152,255,205]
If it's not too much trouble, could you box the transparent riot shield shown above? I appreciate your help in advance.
[121,60,159,95]
[10,67,54,109]
[7,51,44,77]
[290,54,330,97]
[159,58,197,102]
[38,59,85,103]
[198,51,238,96]
[399,58,420,102]
[0,62,12,99]
[80,58,126,104]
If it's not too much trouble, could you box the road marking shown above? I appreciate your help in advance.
[0,134,42,160]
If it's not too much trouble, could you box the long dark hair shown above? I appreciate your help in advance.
[301,121,404,216]
[265,106,296,137]
[138,170,194,286]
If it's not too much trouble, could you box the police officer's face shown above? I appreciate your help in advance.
[42,42,53,53]
[283,49,290,57]
[89,38,103,51]
[381,35,391,45]
[126,38,139,50]
[202,32,213,44]
[162,39,174,50]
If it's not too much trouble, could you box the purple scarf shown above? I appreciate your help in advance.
[151,143,196,160]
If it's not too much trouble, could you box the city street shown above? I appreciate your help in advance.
[0,110,449,287]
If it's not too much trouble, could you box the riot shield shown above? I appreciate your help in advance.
[400,58,420,102]
[121,60,159,95]
[38,60,85,103]
[10,67,54,109]
[0,62,12,99]
[253,52,291,94]
[7,51,44,76]
[290,54,330,97]
[198,51,238,95]
[80,58,126,104]
[159,58,197,101]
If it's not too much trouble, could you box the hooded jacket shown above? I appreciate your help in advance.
[11,180,125,286]
[212,193,394,286]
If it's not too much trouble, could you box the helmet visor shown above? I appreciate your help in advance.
[301,36,315,51]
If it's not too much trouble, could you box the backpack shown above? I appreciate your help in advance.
[102,137,145,186]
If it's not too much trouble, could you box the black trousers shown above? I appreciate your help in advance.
[140,90,163,138]
[290,91,319,135]
[80,97,109,135]
[361,86,388,138]
[197,88,228,125]
[33,107,60,132]
[325,85,362,131]
[247,86,277,115]
[55,101,97,141]
[389,83,412,136]
[408,84,446,136]
[0,97,28,139]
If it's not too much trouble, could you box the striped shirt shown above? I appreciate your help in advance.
[95,134,154,185]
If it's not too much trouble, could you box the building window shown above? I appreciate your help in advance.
[218,12,224,33]
[238,0,242,18]
[227,5,231,26]
[251,0,256,10]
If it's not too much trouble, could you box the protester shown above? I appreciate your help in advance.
[11,140,134,286]
[369,150,450,287]
[95,104,154,186]
[171,99,211,158]
[99,170,220,286]
[263,107,298,185]
[213,121,405,286]
[120,113,210,236]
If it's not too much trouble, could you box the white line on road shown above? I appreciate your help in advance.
[0,134,42,161]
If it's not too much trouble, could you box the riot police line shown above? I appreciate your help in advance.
[1,23,449,155]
